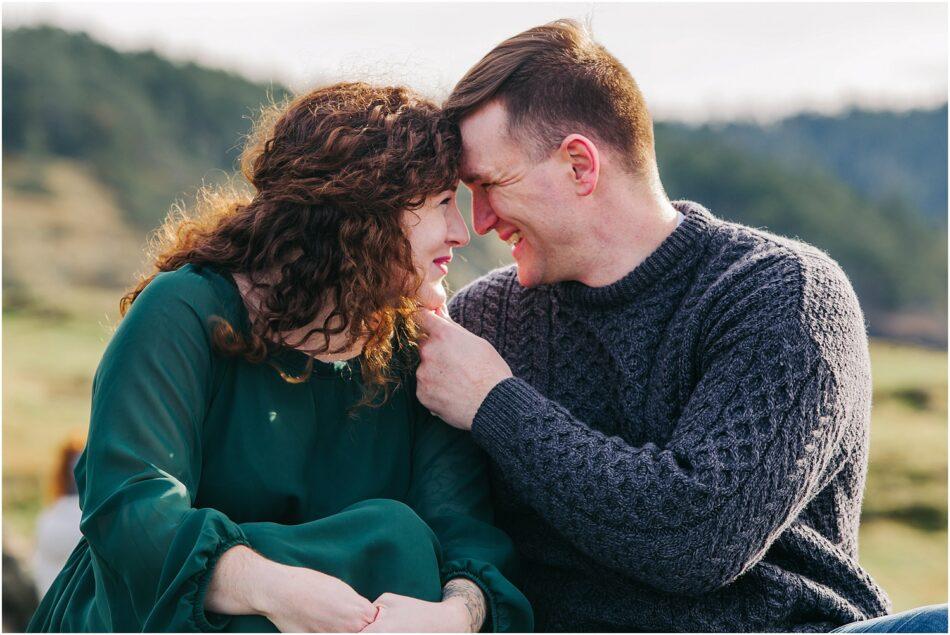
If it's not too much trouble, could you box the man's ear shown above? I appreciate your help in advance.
[559,134,599,196]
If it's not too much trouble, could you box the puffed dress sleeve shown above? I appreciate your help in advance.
[74,271,249,631]
[405,390,534,633]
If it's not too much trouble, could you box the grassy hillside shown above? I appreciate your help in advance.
[3,159,148,315]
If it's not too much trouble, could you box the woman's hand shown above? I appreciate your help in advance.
[260,566,378,632]
[205,545,378,632]
[359,593,474,633]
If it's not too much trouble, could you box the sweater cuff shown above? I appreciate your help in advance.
[472,377,545,458]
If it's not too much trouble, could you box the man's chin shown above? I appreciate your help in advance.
[515,263,542,288]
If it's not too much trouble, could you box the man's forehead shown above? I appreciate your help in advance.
[458,102,515,182]
[458,134,494,183]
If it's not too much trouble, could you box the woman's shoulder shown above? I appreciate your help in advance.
[141,264,240,310]
[125,264,246,335]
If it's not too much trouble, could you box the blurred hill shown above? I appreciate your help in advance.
[701,107,949,225]
[3,26,288,229]
[3,25,947,344]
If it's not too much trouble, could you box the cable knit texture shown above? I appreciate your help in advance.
[448,201,890,632]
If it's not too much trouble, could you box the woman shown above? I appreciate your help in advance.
[28,83,533,633]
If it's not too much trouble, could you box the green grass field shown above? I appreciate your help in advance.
[3,307,947,612]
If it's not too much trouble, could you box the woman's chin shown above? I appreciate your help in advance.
[416,284,447,311]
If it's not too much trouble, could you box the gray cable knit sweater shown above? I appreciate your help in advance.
[448,201,890,632]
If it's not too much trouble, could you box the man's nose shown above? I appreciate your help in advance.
[471,188,498,236]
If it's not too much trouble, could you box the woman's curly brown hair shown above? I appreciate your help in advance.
[121,82,461,407]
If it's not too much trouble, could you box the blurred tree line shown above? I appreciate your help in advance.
[3,26,946,343]
[709,107,948,224]
[3,26,289,228]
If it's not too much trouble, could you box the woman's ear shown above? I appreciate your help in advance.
[559,134,600,196]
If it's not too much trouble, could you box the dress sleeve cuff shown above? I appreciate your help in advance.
[442,559,534,633]
[472,377,546,459]
[191,534,251,632]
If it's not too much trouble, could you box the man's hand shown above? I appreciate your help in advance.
[360,593,471,633]
[415,308,513,430]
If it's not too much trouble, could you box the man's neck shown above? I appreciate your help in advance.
[574,179,681,288]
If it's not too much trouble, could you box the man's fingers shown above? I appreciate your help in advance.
[414,307,452,333]
[414,308,436,332]
[435,303,456,323]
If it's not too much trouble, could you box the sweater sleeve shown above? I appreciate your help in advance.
[405,393,534,632]
[76,272,249,631]
[469,255,870,596]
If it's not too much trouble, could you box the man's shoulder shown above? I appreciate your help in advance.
[703,215,861,333]
[723,218,851,291]
[448,264,520,338]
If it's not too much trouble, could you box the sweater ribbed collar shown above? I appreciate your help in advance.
[554,200,715,308]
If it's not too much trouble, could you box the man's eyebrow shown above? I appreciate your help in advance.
[460,169,488,184]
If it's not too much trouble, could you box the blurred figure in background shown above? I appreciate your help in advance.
[4,539,40,632]
[32,431,85,597]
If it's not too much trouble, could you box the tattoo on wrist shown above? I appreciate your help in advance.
[442,578,487,632]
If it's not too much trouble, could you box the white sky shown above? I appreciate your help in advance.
[4,1,948,122]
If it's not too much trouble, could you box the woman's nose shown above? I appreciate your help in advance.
[447,203,471,247]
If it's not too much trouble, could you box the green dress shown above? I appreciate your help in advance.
[27,264,533,633]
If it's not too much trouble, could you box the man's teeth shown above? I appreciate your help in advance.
[506,231,522,246]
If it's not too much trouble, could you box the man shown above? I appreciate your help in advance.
[412,20,945,632]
